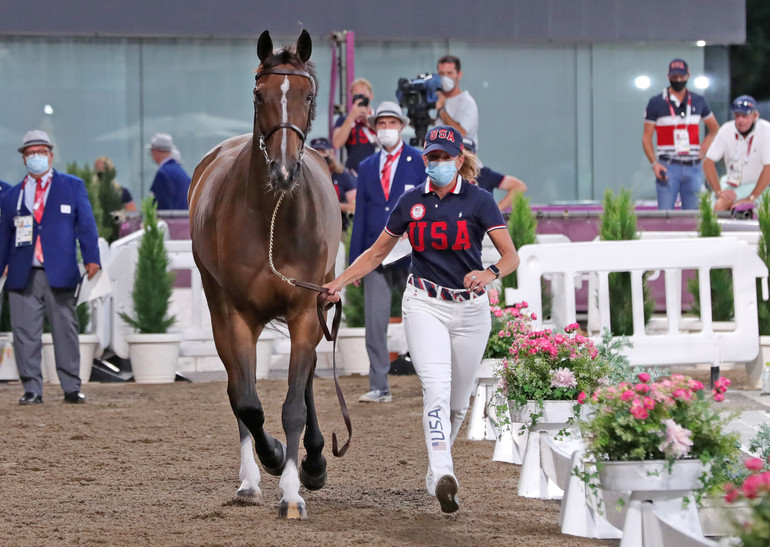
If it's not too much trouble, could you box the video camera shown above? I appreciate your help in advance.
[396,73,442,146]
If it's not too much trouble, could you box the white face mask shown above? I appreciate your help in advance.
[377,128,400,149]
[441,76,456,93]
[26,154,50,176]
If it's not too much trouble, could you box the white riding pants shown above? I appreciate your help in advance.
[401,284,491,496]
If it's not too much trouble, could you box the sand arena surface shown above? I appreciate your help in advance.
[0,373,615,546]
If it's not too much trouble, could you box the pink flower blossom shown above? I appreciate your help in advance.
[643,396,656,410]
[713,392,725,402]
[635,383,651,394]
[565,323,579,333]
[657,419,693,458]
[620,390,636,401]
[577,391,587,404]
[630,403,648,420]
[494,309,504,318]
[550,367,578,389]
[638,372,651,383]
[746,457,764,471]
[672,388,691,400]
[742,473,764,498]
[714,377,731,393]
[488,288,499,305]
[724,484,739,503]
[531,312,537,320]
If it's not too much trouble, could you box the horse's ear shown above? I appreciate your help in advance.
[297,30,312,63]
[257,30,273,62]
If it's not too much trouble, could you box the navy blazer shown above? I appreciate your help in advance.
[0,170,100,290]
[349,143,426,264]
[151,159,191,210]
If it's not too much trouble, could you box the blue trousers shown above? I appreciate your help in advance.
[655,160,703,210]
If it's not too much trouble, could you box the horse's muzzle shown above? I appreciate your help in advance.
[268,160,302,190]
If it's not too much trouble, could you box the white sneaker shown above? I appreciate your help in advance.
[358,389,392,403]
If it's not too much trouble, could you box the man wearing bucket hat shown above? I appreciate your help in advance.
[0,130,100,405]
[349,101,425,403]
[642,58,720,209]
[703,95,770,212]
[323,125,519,513]
[147,133,191,210]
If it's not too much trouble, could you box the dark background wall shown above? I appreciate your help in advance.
[0,0,746,44]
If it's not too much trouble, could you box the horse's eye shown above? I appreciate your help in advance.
[255,91,264,103]
[306,94,313,103]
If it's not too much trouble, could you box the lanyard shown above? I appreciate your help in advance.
[665,91,691,129]
[16,176,50,217]
[734,133,755,165]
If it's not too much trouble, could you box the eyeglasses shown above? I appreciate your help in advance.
[23,149,50,158]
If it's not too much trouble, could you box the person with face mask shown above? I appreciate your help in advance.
[323,125,519,513]
[348,101,426,404]
[703,95,770,212]
[642,58,720,210]
[0,130,100,405]
[434,55,479,149]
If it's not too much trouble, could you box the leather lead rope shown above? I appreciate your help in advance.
[268,197,352,458]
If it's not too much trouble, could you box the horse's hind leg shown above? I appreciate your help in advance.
[235,418,262,503]
[299,374,327,491]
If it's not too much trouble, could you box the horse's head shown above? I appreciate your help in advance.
[254,30,318,192]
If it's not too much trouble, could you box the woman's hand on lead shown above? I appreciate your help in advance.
[322,280,344,303]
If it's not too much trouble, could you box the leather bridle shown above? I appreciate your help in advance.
[254,67,316,159]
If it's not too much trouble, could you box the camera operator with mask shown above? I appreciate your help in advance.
[333,77,377,174]
[435,55,479,148]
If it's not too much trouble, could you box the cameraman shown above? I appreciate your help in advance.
[333,77,376,173]
[435,55,479,147]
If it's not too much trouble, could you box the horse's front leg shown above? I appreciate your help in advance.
[299,374,327,491]
[278,310,320,519]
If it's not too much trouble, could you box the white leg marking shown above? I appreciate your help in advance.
[280,76,290,173]
[278,457,304,504]
[238,436,262,496]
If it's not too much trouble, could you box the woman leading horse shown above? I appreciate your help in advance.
[188,30,341,519]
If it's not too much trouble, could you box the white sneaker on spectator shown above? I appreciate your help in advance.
[358,389,392,403]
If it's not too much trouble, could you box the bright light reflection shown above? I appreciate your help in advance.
[43,104,54,115]
[634,76,651,90]
[696,40,706,47]
[693,76,710,90]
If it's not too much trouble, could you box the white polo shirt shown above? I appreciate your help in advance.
[706,118,770,188]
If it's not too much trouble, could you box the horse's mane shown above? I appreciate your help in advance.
[258,46,318,129]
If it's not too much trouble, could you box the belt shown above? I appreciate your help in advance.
[31,266,44,270]
[660,156,701,166]
[408,274,483,302]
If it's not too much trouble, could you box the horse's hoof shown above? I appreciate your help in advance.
[262,440,287,476]
[299,455,327,491]
[236,487,263,504]
[278,500,307,520]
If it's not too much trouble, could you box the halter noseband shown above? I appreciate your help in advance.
[254,67,316,160]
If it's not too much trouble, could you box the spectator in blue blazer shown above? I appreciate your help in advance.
[350,101,427,403]
[0,130,100,405]
[147,133,191,210]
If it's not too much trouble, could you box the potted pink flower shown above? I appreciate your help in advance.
[579,374,740,497]
[491,299,612,427]
[724,457,770,546]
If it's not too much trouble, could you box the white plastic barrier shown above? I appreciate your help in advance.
[505,238,768,379]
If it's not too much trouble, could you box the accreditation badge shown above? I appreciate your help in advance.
[725,163,742,188]
[673,128,691,155]
[14,215,33,247]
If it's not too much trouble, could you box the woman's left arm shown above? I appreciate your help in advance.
[464,229,520,292]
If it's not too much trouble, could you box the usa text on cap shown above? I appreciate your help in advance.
[18,130,54,153]
[423,125,463,156]
[668,58,689,76]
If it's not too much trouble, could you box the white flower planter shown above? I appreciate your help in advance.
[127,333,181,384]
[598,459,706,492]
[509,399,576,425]
[337,327,369,375]
[598,459,709,546]
[41,333,98,385]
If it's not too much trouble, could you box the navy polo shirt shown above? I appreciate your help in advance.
[385,176,506,289]
[475,166,504,193]
[644,89,713,161]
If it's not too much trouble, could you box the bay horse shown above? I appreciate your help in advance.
[188,30,343,519]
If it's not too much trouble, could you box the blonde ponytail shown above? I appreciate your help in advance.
[459,148,481,182]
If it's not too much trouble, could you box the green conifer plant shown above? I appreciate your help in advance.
[757,192,770,335]
[599,188,654,336]
[687,192,734,321]
[119,197,176,333]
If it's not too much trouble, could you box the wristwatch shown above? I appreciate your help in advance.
[487,264,500,279]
